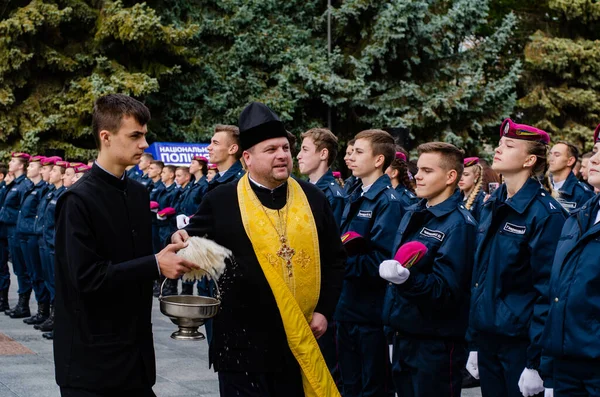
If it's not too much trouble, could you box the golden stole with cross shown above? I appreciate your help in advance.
[237,174,340,397]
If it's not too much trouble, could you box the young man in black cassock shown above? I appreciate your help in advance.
[172,102,345,397]
[53,94,198,397]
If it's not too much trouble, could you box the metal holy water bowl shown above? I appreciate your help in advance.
[159,277,221,341]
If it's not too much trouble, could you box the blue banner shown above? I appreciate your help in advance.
[145,142,209,166]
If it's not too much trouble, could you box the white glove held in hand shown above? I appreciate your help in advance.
[466,351,479,379]
[544,389,553,397]
[379,260,410,284]
[518,368,545,397]
[176,214,190,229]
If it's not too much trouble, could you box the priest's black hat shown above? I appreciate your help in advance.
[239,102,288,150]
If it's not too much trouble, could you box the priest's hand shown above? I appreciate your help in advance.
[310,312,328,339]
[171,229,190,245]
[156,241,198,279]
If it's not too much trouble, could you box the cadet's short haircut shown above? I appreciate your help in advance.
[556,141,579,166]
[150,160,164,169]
[301,128,339,167]
[141,153,154,161]
[417,142,465,184]
[354,129,396,170]
[92,94,151,150]
[164,165,177,175]
[215,124,242,160]
[582,151,593,159]
[176,166,190,174]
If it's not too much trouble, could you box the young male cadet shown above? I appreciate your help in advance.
[53,94,198,396]
[297,128,346,226]
[172,102,345,397]
[334,129,403,397]
[380,142,477,396]
[549,141,594,213]
[1,153,33,317]
[206,124,245,192]
[133,152,154,190]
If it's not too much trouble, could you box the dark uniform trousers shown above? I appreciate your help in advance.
[553,359,600,397]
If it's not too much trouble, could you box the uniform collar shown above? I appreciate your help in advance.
[495,178,541,214]
[417,189,462,217]
[32,179,46,189]
[12,174,26,185]
[360,174,393,200]
[91,163,128,191]
[315,169,336,190]
[558,171,578,195]
[216,160,243,183]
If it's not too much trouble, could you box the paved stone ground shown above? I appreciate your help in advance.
[0,273,481,396]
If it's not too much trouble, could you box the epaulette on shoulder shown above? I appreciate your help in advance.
[577,181,592,192]
[384,185,399,201]
[536,190,568,215]
[456,203,478,226]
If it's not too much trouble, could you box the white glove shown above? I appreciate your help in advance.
[176,214,190,229]
[389,344,393,362]
[518,368,545,397]
[379,260,410,284]
[156,214,166,221]
[151,208,158,213]
[544,389,553,397]
[466,351,479,379]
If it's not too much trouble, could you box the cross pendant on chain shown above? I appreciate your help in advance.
[276,236,295,277]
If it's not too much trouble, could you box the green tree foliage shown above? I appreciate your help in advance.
[517,0,600,151]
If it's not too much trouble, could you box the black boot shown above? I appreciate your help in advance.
[24,301,50,325]
[42,330,54,340]
[9,291,31,319]
[34,304,54,329]
[181,283,193,295]
[0,289,9,312]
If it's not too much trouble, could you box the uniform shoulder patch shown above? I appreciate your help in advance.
[536,191,567,215]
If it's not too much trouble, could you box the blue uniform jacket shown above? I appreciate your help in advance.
[383,191,477,339]
[149,180,165,202]
[42,185,66,249]
[469,178,567,369]
[315,170,346,227]
[555,171,594,213]
[138,174,153,192]
[207,161,245,192]
[17,179,48,235]
[343,175,360,195]
[334,174,404,324]
[394,184,419,210]
[34,185,55,236]
[176,176,208,216]
[542,194,600,361]
[462,189,486,222]
[127,167,141,181]
[0,181,8,239]
[0,175,32,226]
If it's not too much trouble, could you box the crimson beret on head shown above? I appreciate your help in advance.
[594,123,600,143]
[11,152,31,161]
[464,157,479,167]
[41,156,62,166]
[208,163,218,170]
[238,102,288,150]
[73,164,91,173]
[395,152,407,162]
[500,119,550,145]
[55,161,70,168]
[193,155,208,163]
[69,162,83,169]
[30,155,46,163]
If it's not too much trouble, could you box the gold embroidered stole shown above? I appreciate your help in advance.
[237,174,340,397]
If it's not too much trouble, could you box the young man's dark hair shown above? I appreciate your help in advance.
[214,124,242,160]
[417,142,465,185]
[141,153,154,161]
[301,128,339,167]
[163,165,177,176]
[354,129,396,171]
[91,94,151,149]
[556,141,580,167]
[150,160,165,169]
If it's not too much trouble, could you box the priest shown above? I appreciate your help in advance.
[172,102,345,397]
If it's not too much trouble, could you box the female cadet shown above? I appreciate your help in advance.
[35,160,68,339]
[467,119,567,397]
[541,125,600,396]
[385,150,418,209]
[459,157,486,222]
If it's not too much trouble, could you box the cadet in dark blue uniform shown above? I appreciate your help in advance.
[381,142,476,397]
[541,127,600,396]
[335,129,403,397]
[18,155,51,325]
[459,157,486,222]
[549,141,594,213]
[297,128,346,226]
[0,164,10,312]
[1,153,34,318]
[132,152,153,191]
[206,124,245,192]
[180,155,209,216]
[467,119,567,397]
[385,151,419,210]
[148,161,165,254]
[343,139,361,195]
[35,160,68,339]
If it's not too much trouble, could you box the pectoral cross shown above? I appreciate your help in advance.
[276,236,295,277]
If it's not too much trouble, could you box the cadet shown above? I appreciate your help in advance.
[148,161,165,254]
[135,152,154,191]
[459,157,486,222]
[35,160,69,339]
[177,158,207,219]
[1,153,33,318]
[343,139,360,194]
[335,129,403,397]
[467,119,567,397]
[0,164,10,312]
[541,125,600,396]
[380,142,476,396]
[549,141,594,213]
[206,124,245,191]
[297,128,346,226]
[385,151,418,209]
